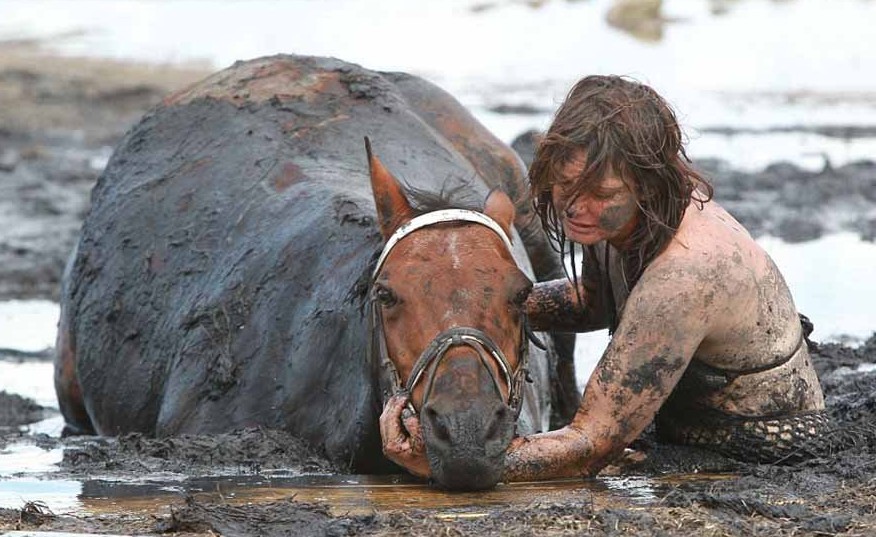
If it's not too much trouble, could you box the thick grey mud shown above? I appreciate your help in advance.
[2,44,876,536]
[0,42,208,301]
[3,335,876,535]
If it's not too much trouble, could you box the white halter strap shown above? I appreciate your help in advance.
[372,209,514,280]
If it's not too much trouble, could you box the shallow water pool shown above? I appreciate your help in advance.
[0,466,673,517]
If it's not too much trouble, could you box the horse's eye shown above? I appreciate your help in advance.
[375,285,398,307]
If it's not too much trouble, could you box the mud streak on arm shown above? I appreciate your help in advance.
[504,260,714,481]
[524,277,609,332]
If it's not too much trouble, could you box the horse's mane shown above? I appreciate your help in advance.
[406,180,482,216]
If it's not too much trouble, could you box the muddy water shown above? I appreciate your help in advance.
[0,471,689,518]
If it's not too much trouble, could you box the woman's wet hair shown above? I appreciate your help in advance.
[529,75,713,292]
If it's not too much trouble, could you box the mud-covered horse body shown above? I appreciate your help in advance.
[55,55,574,476]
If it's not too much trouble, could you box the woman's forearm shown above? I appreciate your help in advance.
[502,426,596,481]
[525,278,607,332]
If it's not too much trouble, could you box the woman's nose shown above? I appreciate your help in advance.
[564,205,577,218]
[564,197,587,218]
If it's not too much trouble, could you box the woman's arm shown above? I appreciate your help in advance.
[503,259,715,480]
[381,258,718,481]
[525,277,609,332]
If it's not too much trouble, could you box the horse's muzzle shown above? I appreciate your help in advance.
[421,398,515,490]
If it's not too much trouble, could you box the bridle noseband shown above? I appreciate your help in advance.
[368,209,545,421]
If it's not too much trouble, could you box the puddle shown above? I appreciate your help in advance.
[0,478,81,515]
[0,444,63,477]
[0,301,57,354]
[0,472,682,517]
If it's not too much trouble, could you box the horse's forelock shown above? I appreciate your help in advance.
[405,178,483,216]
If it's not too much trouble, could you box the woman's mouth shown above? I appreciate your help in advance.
[564,219,597,233]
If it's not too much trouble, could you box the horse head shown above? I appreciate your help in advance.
[366,138,537,490]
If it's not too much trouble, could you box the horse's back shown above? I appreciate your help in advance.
[59,54,559,467]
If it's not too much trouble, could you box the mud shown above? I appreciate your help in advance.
[58,428,337,477]
[0,391,47,431]
[2,41,876,536]
[1,334,874,535]
[0,41,207,300]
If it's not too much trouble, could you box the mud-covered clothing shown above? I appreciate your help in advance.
[583,241,830,462]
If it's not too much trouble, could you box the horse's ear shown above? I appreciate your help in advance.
[483,189,515,241]
[365,137,414,239]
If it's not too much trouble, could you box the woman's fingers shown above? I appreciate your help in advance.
[379,392,410,447]
[379,392,431,478]
[401,407,424,452]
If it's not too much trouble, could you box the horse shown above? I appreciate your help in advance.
[54,54,576,490]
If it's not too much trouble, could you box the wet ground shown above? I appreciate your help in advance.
[0,41,207,301]
[3,336,876,535]
[1,25,876,536]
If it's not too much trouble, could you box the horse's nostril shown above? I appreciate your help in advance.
[485,404,511,442]
[423,405,450,443]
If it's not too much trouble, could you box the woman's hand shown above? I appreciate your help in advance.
[379,392,431,478]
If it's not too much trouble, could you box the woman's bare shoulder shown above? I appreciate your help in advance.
[663,201,769,275]
[660,201,803,365]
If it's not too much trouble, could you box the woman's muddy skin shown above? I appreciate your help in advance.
[479,75,831,481]
[502,196,826,480]
[597,198,638,232]
[524,278,607,333]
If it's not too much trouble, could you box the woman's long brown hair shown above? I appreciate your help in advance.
[529,76,713,330]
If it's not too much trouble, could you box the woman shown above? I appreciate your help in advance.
[381,75,827,480]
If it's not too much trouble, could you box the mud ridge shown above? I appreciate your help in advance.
[0,391,47,430]
[58,428,337,477]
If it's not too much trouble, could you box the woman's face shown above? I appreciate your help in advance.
[551,154,639,247]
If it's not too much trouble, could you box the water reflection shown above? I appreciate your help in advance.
[0,472,671,517]
[0,478,81,514]
[0,444,63,476]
